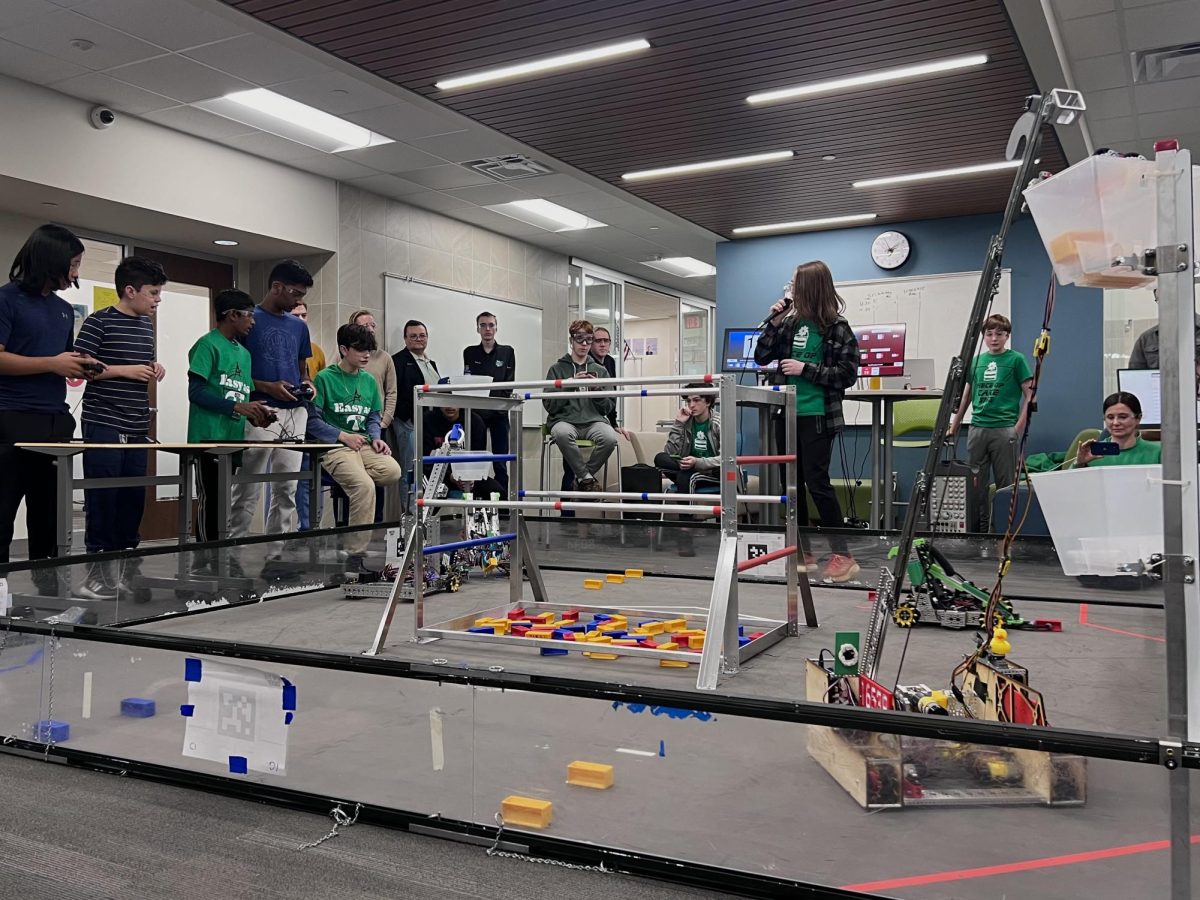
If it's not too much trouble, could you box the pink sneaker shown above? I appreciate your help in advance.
[823,554,860,583]
[800,552,818,569]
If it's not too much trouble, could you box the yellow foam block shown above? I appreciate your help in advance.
[687,634,705,649]
[660,659,691,668]
[500,795,553,829]
[584,652,619,660]
[529,612,555,624]
[636,621,665,635]
[585,633,613,644]
[583,579,604,590]
[566,761,614,790]
[624,569,643,578]
[526,630,554,639]
[489,621,511,635]
[605,573,625,584]
[657,642,678,651]
[611,639,639,646]
[597,622,627,633]
[475,617,499,627]
[660,618,687,631]
[674,628,706,637]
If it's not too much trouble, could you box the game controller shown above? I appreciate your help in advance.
[286,383,316,401]
[80,361,105,376]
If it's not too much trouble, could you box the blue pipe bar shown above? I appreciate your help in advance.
[422,532,517,556]
[421,454,518,464]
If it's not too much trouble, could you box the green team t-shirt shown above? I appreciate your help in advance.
[187,329,254,443]
[314,364,382,434]
[968,349,1033,428]
[690,419,712,457]
[789,318,825,416]
[1087,435,1162,467]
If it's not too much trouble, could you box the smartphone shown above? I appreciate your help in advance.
[1090,441,1120,456]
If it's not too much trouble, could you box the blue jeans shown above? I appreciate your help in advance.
[296,453,325,530]
[82,422,148,552]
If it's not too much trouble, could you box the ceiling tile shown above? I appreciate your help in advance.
[407,127,531,162]
[537,189,640,212]
[446,205,547,237]
[1087,116,1138,145]
[1071,53,1131,91]
[0,35,88,84]
[344,100,468,142]
[1084,86,1134,119]
[49,70,176,113]
[1133,76,1200,114]
[2,0,64,31]
[285,152,379,182]
[1123,1,1200,51]
[1138,107,1200,138]
[181,33,331,86]
[503,172,596,198]
[216,129,319,162]
[345,174,430,199]
[336,142,447,173]
[0,8,165,70]
[442,182,533,206]
[142,103,259,140]
[1051,0,1115,17]
[394,164,493,190]
[268,70,400,114]
[1060,12,1123,59]
[105,53,253,103]
[72,0,247,51]
[401,191,476,214]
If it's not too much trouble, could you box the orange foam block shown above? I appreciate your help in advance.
[566,761,614,790]
[500,795,553,829]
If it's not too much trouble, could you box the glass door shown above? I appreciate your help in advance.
[680,301,713,376]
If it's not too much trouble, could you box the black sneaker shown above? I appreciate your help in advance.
[345,554,380,581]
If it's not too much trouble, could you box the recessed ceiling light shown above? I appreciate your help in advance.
[747,53,988,105]
[213,239,239,246]
[483,199,606,232]
[641,257,716,278]
[821,154,837,162]
[41,201,58,207]
[623,150,794,181]
[69,38,95,51]
[852,160,1019,189]
[732,213,877,236]
[195,89,393,154]
[436,38,651,90]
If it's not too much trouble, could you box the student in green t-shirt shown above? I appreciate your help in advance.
[308,323,401,573]
[948,313,1033,528]
[186,289,274,542]
[1075,391,1163,468]
[654,383,726,556]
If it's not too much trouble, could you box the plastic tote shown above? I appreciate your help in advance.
[1029,465,1164,576]
[1022,154,1157,289]
[449,450,492,481]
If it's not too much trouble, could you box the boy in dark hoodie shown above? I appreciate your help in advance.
[542,319,616,491]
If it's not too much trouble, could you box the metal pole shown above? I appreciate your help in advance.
[509,399,524,607]
[719,375,740,676]
[413,388,425,633]
[868,397,882,528]
[517,489,787,504]
[518,388,718,401]
[54,452,74,557]
[419,373,718,392]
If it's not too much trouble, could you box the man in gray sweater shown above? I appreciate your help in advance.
[543,319,616,491]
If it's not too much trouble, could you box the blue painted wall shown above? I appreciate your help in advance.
[715,212,1101,457]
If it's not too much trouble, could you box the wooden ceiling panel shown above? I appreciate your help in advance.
[224,0,1066,238]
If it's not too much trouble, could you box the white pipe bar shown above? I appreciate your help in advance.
[520,388,717,400]
[420,373,716,392]
[519,489,788,504]
[419,498,719,516]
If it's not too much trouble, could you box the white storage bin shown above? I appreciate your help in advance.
[1030,465,1164,576]
[1023,154,1157,289]
[449,450,492,481]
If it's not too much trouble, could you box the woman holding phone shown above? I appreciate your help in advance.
[1074,391,1161,467]
[754,260,861,583]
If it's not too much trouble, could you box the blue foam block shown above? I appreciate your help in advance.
[284,712,294,725]
[281,684,297,711]
[184,658,202,682]
[120,698,156,718]
[738,625,745,636]
[228,755,248,774]
[551,629,570,639]
[33,720,69,742]
[467,626,495,634]
[540,647,569,656]
[605,630,628,639]
[562,623,588,632]
[593,614,614,622]
[738,636,751,647]
[179,704,194,717]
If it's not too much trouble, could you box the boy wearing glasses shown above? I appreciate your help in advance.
[543,319,616,492]
[462,311,515,495]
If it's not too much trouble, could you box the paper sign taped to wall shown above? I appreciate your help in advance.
[181,658,292,775]
[93,286,119,311]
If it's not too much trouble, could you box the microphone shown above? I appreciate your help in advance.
[756,297,790,331]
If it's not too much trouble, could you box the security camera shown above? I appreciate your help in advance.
[89,106,117,130]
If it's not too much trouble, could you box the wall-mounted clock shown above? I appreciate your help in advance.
[871,231,911,270]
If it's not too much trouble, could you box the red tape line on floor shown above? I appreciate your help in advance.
[842,835,1200,893]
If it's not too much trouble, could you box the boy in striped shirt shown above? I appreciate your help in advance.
[73,257,167,599]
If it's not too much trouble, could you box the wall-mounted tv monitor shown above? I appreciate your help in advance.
[1116,368,1200,428]
[721,328,777,372]
[854,323,906,377]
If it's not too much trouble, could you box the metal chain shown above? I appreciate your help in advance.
[43,631,57,760]
[296,802,362,851]
[485,814,610,874]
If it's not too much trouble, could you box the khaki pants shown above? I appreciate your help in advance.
[323,444,402,553]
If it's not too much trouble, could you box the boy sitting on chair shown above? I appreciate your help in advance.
[543,319,617,493]
[308,324,401,574]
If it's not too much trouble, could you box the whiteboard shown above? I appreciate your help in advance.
[384,275,544,425]
[837,269,1010,426]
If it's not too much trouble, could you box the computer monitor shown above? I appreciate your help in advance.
[1115,367,1200,428]
[854,323,906,377]
[721,328,777,373]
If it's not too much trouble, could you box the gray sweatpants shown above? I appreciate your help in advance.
[550,420,617,481]
[967,425,1017,530]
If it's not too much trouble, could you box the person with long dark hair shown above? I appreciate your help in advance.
[1074,391,1162,467]
[0,224,102,568]
[755,260,861,582]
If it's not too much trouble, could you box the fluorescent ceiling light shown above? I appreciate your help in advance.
[484,199,606,232]
[623,150,793,181]
[195,89,393,154]
[212,239,239,246]
[732,213,877,236]
[747,53,988,105]
[853,160,1019,189]
[436,39,651,90]
[641,257,717,278]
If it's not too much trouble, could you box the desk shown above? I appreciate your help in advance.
[17,442,339,556]
[845,390,944,528]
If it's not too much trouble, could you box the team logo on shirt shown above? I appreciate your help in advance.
[334,400,371,432]
[983,361,998,382]
[496,359,503,367]
[218,372,251,401]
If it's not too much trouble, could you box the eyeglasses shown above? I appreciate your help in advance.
[407,332,428,340]
[570,334,594,345]
[281,285,308,299]
[227,309,253,319]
